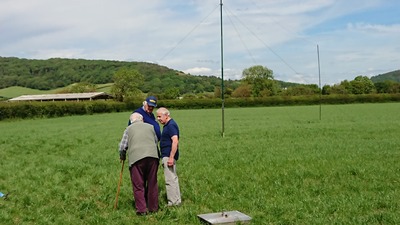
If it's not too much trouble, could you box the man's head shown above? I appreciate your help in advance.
[144,96,157,113]
[156,107,170,125]
[130,112,143,124]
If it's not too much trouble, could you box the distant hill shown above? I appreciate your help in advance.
[0,57,183,90]
[0,57,304,97]
[370,70,400,83]
[0,84,113,99]
[0,57,228,94]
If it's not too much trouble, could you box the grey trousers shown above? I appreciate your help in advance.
[162,157,181,206]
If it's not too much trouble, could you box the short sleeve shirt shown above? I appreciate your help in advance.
[160,119,179,160]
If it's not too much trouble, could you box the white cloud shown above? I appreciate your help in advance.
[0,0,399,85]
[347,23,400,33]
[183,67,212,75]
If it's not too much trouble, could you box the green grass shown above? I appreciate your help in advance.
[0,84,113,99]
[1,103,399,224]
[0,86,55,98]
[96,83,113,93]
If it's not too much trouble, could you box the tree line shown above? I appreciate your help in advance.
[223,66,400,99]
[1,57,399,102]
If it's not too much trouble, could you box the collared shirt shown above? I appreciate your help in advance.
[160,119,180,160]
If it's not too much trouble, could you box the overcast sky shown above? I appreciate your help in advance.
[1,0,399,85]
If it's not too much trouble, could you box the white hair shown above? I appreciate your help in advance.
[157,107,170,116]
[130,112,143,123]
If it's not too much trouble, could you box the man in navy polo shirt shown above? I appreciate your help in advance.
[156,107,181,207]
[128,96,161,141]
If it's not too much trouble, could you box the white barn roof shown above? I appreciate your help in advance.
[9,92,113,102]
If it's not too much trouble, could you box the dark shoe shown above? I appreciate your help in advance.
[136,212,147,216]
[3,193,9,200]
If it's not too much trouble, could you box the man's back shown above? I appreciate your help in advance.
[126,122,159,166]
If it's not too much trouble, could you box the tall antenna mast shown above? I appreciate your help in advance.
[317,44,321,120]
[220,0,225,137]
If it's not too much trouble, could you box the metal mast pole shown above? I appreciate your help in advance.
[317,44,321,120]
[220,0,225,137]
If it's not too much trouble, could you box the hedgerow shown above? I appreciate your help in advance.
[1,94,399,120]
[0,101,126,120]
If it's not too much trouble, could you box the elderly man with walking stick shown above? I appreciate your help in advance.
[118,112,160,215]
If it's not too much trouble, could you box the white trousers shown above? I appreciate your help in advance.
[162,157,181,206]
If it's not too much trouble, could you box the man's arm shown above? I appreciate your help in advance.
[167,135,179,166]
[118,129,129,161]
[154,124,161,141]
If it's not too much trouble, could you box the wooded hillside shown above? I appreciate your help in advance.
[0,57,231,94]
[1,57,399,97]
[371,70,400,83]
[0,57,306,94]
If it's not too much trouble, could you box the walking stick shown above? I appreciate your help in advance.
[114,160,125,210]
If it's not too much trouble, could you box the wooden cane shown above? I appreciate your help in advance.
[114,160,125,209]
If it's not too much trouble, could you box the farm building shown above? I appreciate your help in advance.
[8,92,113,102]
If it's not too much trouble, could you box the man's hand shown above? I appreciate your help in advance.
[167,157,174,167]
[120,151,126,161]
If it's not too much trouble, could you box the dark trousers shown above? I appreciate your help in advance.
[129,157,159,213]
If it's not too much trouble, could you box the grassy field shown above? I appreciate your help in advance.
[0,84,113,99]
[1,103,399,224]
[0,86,56,98]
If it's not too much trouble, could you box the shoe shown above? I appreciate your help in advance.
[167,202,181,207]
[136,212,147,216]
[3,193,9,200]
